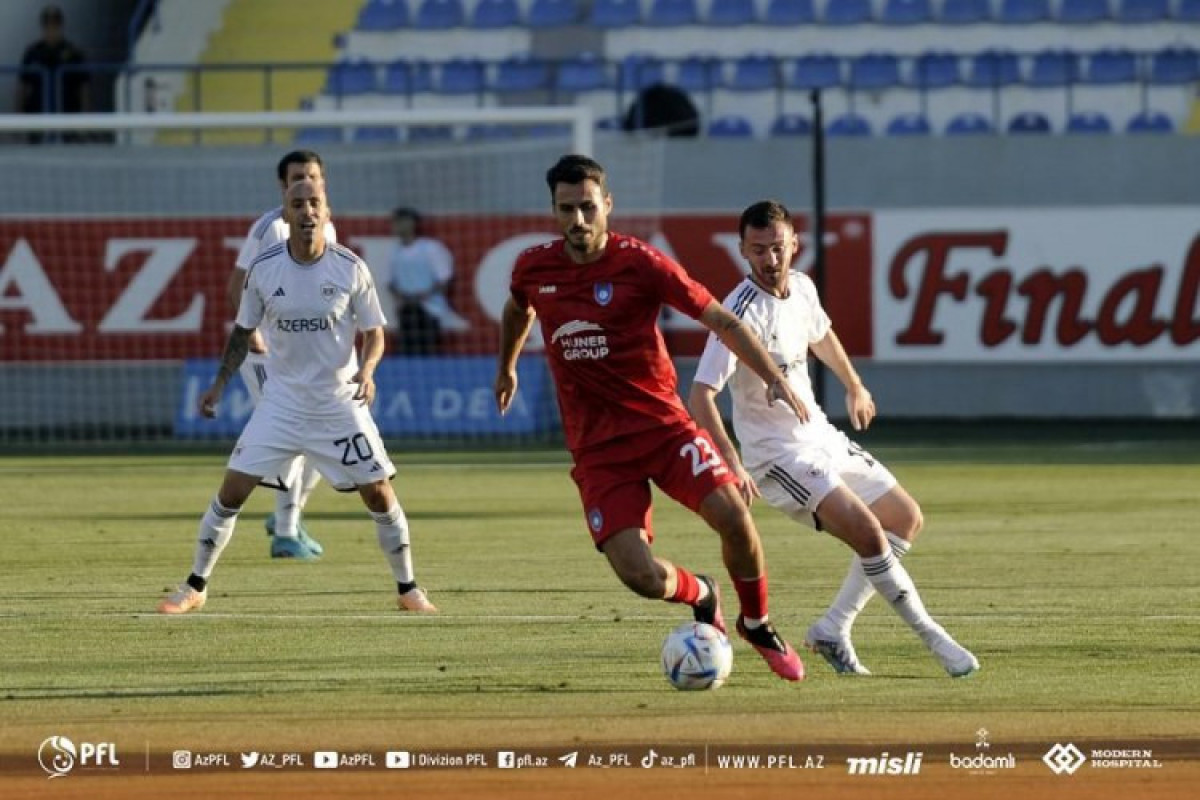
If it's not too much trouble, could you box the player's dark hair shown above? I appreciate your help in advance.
[739,200,793,239]
[276,150,325,183]
[545,155,607,196]
[392,206,421,224]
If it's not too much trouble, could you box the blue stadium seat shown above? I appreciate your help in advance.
[407,125,455,142]
[850,52,901,90]
[707,114,755,137]
[527,0,578,26]
[596,115,622,131]
[555,53,611,92]
[589,0,641,26]
[727,53,777,91]
[676,55,722,91]
[824,0,874,23]
[880,0,933,24]
[1117,0,1169,20]
[1126,110,1173,133]
[945,112,993,135]
[646,0,700,25]
[827,112,872,136]
[966,50,1022,87]
[492,56,550,92]
[1008,111,1052,133]
[1179,0,1200,20]
[709,0,758,23]
[913,51,961,88]
[764,0,817,22]
[354,126,401,143]
[466,123,517,140]
[325,60,377,96]
[295,127,343,144]
[382,60,433,93]
[357,0,410,30]
[1083,49,1137,84]
[470,0,521,27]
[770,112,812,136]
[437,58,485,93]
[1058,0,1109,22]
[787,54,842,89]
[1027,50,1078,87]
[414,0,465,28]
[1150,48,1199,84]
[886,112,932,135]
[941,0,990,22]
[997,0,1050,22]
[1066,111,1112,134]
[619,54,666,90]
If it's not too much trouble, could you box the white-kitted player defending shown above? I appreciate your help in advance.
[159,180,436,615]
[230,150,336,560]
[689,200,977,677]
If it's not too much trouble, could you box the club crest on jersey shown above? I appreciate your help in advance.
[594,282,613,306]
[320,282,338,301]
[587,508,604,532]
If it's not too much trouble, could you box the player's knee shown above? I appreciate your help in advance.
[701,489,754,543]
[358,480,394,512]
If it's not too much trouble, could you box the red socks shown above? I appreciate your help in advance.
[668,566,701,605]
[732,574,768,620]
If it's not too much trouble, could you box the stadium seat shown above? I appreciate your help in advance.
[492,56,550,92]
[619,54,666,91]
[707,114,755,137]
[414,0,465,28]
[437,58,486,93]
[676,54,723,91]
[1117,0,1169,20]
[764,0,817,23]
[526,0,578,26]
[1178,0,1200,20]
[787,53,842,89]
[1066,111,1112,133]
[470,0,521,27]
[1008,111,1052,133]
[727,53,777,91]
[913,51,961,88]
[1126,110,1173,133]
[1150,48,1199,84]
[325,60,377,96]
[646,0,701,25]
[1083,49,1137,84]
[589,0,641,26]
[1027,50,1078,87]
[466,123,517,140]
[295,126,344,144]
[770,112,812,136]
[356,0,411,30]
[827,112,872,136]
[824,0,874,24]
[886,112,932,135]
[997,0,1050,22]
[1058,0,1109,22]
[966,50,1022,87]
[945,111,993,135]
[940,0,991,22]
[382,60,433,93]
[880,0,933,24]
[596,115,622,130]
[709,0,758,24]
[849,52,901,90]
[407,124,455,141]
[354,126,401,143]
[555,53,611,92]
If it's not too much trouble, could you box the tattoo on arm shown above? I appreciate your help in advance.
[215,326,252,386]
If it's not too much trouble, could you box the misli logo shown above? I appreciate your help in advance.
[1043,743,1087,775]
[846,751,922,775]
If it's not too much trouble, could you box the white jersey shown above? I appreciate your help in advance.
[236,241,387,418]
[235,206,338,271]
[693,271,834,470]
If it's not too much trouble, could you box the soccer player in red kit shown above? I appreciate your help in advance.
[494,155,807,680]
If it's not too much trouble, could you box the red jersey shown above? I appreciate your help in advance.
[510,232,714,458]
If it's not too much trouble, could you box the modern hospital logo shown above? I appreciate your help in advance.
[1043,743,1087,775]
[38,736,121,779]
[550,320,609,360]
[594,282,613,306]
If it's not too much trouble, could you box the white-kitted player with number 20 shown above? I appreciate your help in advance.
[158,180,437,616]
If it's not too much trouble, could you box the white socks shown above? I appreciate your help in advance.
[859,548,939,638]
[274,458,322,540]
[372,505,414,584]
[191,497,239,578]
[824,531,913,632]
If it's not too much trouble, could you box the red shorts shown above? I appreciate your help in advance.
[569,422,739,549]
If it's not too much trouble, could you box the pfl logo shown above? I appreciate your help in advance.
[38,736,120,779]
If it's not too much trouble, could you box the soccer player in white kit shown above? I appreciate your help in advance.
[689,200,977,677]
[230,150,336,560]
[158,180,436,615]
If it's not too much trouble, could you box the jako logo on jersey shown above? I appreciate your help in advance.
[550,320,608,360]
[276,317,332,332]
[587,508,603,532]
[594,282,613,305]
[539,285,557,294]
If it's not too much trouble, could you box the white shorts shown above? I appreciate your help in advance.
[751,429,896,531]
[228,400,396,492]
[239,352,269,403]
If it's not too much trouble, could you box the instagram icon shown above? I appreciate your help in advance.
[172,751,193,769]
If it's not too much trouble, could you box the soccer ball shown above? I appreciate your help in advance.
[661,621,733,691]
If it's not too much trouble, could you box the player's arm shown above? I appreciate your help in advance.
[688,380,760,503]
[494,296,536,415]
[228,267,266,354]
[350,327,385,406]
[199,325,253,418]
[811,329,875,431]
[698,301,809,422]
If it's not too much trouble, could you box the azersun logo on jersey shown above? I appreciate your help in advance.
[594,282,613,306]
